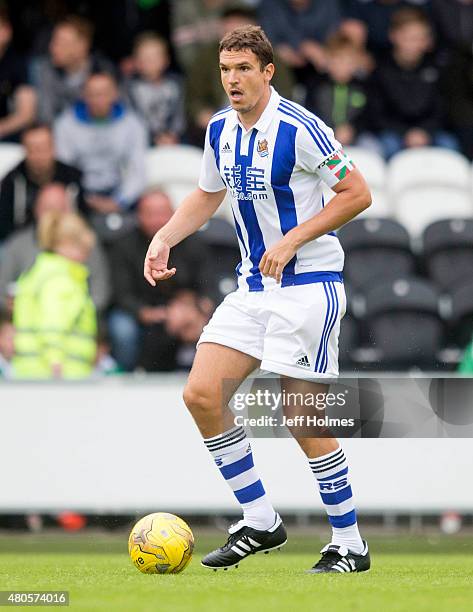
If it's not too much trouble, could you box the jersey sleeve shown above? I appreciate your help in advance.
[198,123,226,193]
[296,120,355,189]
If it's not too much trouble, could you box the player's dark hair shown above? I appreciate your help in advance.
[219,25,273,70]
[390,7,431,32]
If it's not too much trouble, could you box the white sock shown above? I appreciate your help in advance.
[308,446,364,554]
[204,426,277,531]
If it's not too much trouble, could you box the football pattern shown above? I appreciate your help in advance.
[128,512,194,574]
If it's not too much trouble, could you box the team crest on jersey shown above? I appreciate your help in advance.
[257,139,269,157]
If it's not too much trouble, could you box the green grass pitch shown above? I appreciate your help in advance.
[1,533,473,611]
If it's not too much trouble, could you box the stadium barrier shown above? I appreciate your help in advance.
[0,375,471,514]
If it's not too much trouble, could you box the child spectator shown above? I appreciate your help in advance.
[12,211,97,379]
[305,33,369,147]
[368,8,458,158]
[0,183,111,315]
[125,32,184,146]
[0,9,36,142]
[0,310,14,378]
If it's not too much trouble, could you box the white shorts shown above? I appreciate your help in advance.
[197,281,346,379]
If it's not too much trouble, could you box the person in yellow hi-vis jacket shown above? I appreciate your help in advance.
[12,211,97,379]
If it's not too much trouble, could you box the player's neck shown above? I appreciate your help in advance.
[237,87,271,131]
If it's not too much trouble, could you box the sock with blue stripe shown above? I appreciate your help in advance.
[309,446,364,554]
[204,426,277,531]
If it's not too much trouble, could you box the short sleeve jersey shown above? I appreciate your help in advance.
[199,87,355,291]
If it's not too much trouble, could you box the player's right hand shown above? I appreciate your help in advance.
[144,236,176,287]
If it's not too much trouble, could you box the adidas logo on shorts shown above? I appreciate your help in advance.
[296,355,310,368]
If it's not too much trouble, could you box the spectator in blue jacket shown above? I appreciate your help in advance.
[54,72,147,215]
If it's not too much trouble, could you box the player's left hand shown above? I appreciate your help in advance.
[259,238,297,283]
[144,236,176,286]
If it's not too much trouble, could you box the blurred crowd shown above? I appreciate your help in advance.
[0,0,472,378]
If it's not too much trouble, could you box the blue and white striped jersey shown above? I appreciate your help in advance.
[199,87,353,292]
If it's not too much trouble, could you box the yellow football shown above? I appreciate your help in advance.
[128,512,194,574]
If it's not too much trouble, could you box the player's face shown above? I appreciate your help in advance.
[219,49,273,116]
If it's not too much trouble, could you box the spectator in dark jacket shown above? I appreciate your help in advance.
[367,7,458,158]
[305,33,369,147]
[31,15,115,123]
[0,124,85,242]
[108,189,214,371]
[0,9,36,142]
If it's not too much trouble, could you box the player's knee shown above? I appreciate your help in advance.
[182,382,215,417]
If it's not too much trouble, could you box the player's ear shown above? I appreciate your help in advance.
[264,62,275,82]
